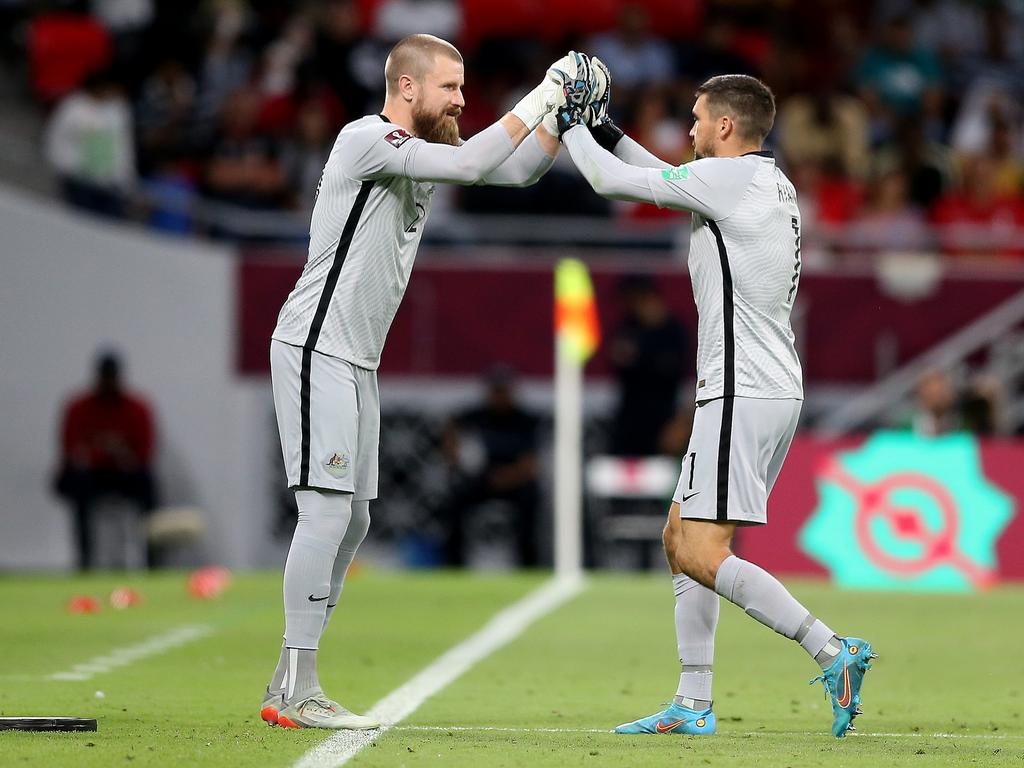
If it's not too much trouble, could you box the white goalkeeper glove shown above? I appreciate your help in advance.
[511,51,577,131]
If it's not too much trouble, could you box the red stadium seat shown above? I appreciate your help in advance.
[28,14,112,103]
[637,0,704,40]
[538,0,618,41]
[460,0,543,51]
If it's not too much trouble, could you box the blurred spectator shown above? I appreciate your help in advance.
[258,15,313,100]
[960,373,1005,436]
[909,368,958,436]
[676,17,757,86]
[312,0,374,122]
[854,14,943,144]
[91,0,156,89]
[956,0,1024,92]
[778,88,869,180]
[591,3,675,119]
[281,96,335,214]
[950,83,1024,196]
[373,0,462,42]
[44,68,136,218]
[931,153,1024,259]
[437,367,541,567]
[135,58,196,174]
[53,352,158,571]
[192,1,254,144]
[787,159,864,237]
[873,118,952,210]
[608,275,689,456]
[846,169,932,253]
[621,89,689,220]
[203,86,287,209]
[903,0,985,70]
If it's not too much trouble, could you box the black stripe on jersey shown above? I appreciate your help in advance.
[299,180,376,485]
[707,220,735,521]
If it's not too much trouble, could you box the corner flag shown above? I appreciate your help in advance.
[553,258,599,577]
[555,258,600,364]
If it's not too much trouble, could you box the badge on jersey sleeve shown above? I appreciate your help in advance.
[662,166,690,181]
[384,128,413,148]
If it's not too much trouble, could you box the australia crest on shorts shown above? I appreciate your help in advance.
[324,451,351,478]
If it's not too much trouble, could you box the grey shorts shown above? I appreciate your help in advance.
[673,396,801,525]
[271,339,380,499]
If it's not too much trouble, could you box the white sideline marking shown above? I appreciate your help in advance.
[48,625,214,681]
[391,725,1023,741]
[293,575,585,768]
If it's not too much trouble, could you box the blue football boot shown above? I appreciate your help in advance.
[810,637,877,738]
[614,702,716,735]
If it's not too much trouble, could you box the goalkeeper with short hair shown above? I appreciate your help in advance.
[551,57,875,739]
[262,35,594,730]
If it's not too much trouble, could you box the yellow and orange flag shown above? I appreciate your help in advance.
[554,258,600,364]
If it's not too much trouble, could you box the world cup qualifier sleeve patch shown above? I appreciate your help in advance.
[384,128,413,148]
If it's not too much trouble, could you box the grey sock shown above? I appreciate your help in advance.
[322,500,371,634]
[283,490,354,649]
[671,573,718,708]
[674,693,713,711]
[268,641,288,694]
[812,634,843,669]
[283,647,321,704]
[715,555,836,665]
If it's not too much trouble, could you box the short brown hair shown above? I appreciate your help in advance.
[695,74,776,143]
[384,34,463,96]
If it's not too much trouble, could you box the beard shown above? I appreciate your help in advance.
[412,104,461,146]
[694,140,714,160]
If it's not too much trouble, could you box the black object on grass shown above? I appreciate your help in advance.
[0,717,97,731]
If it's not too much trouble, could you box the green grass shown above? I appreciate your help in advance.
[1,570,1022,767]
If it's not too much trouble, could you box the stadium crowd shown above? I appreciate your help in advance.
[6,0,1024,255]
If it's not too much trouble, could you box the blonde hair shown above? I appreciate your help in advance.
[384,34,462,96]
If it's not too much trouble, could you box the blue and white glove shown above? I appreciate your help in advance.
[542,51,595,139]
[585,57,624,151]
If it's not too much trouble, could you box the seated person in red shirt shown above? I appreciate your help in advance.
[931,154,1024,259]
[53,352,158,570]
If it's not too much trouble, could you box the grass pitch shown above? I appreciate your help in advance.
[1,569,1021,767]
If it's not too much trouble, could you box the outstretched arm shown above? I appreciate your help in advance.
[478,126,559,187]
[382,117,525,185]
[562,125,752,219]
[612,134,673,170]
[562,124,671,206]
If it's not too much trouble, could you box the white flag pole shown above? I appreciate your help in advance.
[554,333,584,577]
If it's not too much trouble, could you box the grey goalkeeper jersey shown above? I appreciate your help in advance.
[563,128,804,401]
[273,114,554,369]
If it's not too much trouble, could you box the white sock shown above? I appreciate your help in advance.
[283,647,321,704]
[322,500,370,634]
[714,555,836,662]
[671,573,718,708]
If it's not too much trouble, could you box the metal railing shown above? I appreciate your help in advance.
[817,288,1024,436]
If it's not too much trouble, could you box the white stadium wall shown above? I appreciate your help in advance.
[0,185,278,570]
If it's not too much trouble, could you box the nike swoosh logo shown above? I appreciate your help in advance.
[680,492,700,502]
[307,594,330,602]
[836,660,852,708]
[656,718,687,733]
